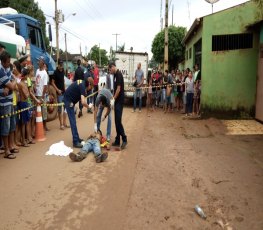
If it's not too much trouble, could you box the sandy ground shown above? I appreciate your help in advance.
[0,107,262,230]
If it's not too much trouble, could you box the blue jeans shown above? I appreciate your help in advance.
[57,94,64,113]
[80,138,101,157]
[162,88,166,105]
[114,101,127,144]
[133,88,142,111]
[97,105,111,141]
[0,105,16,136]
[63,98,80,145]
[186,92,194,114]
[86,90,93,105]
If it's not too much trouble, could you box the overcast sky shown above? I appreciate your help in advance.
[35,0,248,58]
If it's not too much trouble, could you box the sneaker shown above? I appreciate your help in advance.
[69,152,84,162]
[95,152,108,163]
[73,142,83,148]
[132,110,135,113]
[139,110,141,113]
[112,142,120,147]
[121,141,127,150]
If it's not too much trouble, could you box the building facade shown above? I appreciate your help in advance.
[182,1,263,119]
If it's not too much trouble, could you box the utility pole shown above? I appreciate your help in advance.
[112,33,120,51]
[65,33,68,76]
[164,0,169,71]
[99,43,101,67]
[55,0,59,64]
[172,4,174,25]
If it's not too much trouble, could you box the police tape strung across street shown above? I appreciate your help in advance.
[125,82,185,92]
[0,82,185,118]
[0,90,99,119]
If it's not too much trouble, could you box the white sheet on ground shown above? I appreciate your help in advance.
[46,141,73,156]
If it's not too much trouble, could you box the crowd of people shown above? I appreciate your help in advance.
[144,64,201,116]
[0,46,127,161]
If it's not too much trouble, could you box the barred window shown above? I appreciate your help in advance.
[212,33,253,51]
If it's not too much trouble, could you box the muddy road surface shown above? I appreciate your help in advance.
[0,107,262,230]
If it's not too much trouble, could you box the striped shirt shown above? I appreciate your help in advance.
[0,63,13,106]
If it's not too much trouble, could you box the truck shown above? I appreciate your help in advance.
[115,51,148,105]
[0,7,58,121]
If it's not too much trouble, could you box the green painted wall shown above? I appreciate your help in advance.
[201,1,262,117]
[184,24,203,70]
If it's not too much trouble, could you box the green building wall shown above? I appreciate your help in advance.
[201,1,262,117]
[184,25,202,70]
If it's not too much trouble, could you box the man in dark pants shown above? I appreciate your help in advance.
[74,59,84,118]
[63,78,93,148]
[108,62,127,149]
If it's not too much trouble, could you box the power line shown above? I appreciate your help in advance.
[82,0,105,20]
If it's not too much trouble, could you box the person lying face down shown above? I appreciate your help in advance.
[69,129,108,163]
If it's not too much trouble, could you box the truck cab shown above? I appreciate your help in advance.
[1,13,56,75]
[0,8,58,121]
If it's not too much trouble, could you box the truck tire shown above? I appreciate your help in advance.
[47,85,58,122]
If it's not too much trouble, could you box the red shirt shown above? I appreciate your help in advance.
[93,67,99,85]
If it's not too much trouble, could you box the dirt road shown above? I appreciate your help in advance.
[0,108,262,230]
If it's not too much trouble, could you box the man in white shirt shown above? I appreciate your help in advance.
[35,56,49,131]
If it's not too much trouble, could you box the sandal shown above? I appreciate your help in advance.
[4,153,16,159]
[10,148,19,153]
[21,143,30,147]
[28,139,36,144]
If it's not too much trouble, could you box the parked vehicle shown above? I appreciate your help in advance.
[115,51,148,105]
[0,8,57,121]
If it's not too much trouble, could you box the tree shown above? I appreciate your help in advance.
[0,0,49,48]
[151,25,186,70]
[87,45,109,67]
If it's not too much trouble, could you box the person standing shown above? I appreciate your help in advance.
[93,88,113,147]
[74,59,84,118]
[35,56,49,131]
[185,71,194,116]
[63,77,94,148]
[84,64,94,114]
[132,63,144,112]
[51,60,67,130]
[0,51,18,159]
[93,62,99,105]
[108,62,127,149]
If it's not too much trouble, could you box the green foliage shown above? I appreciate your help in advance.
[151,25,186,69]
[0,0,48,48]
[87,45,109,67]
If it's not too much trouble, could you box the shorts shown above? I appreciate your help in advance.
[166,96,171,104]
[13,105,20,124]
[57,94,64,113]
[18,101,30,124]
[0,104,16,136]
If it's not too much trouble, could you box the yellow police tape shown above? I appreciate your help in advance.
[0,91,99,119]
[0,83,186,119]
[0,105,35,119]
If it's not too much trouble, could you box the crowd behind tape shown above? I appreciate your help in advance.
[1,82,184,119]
